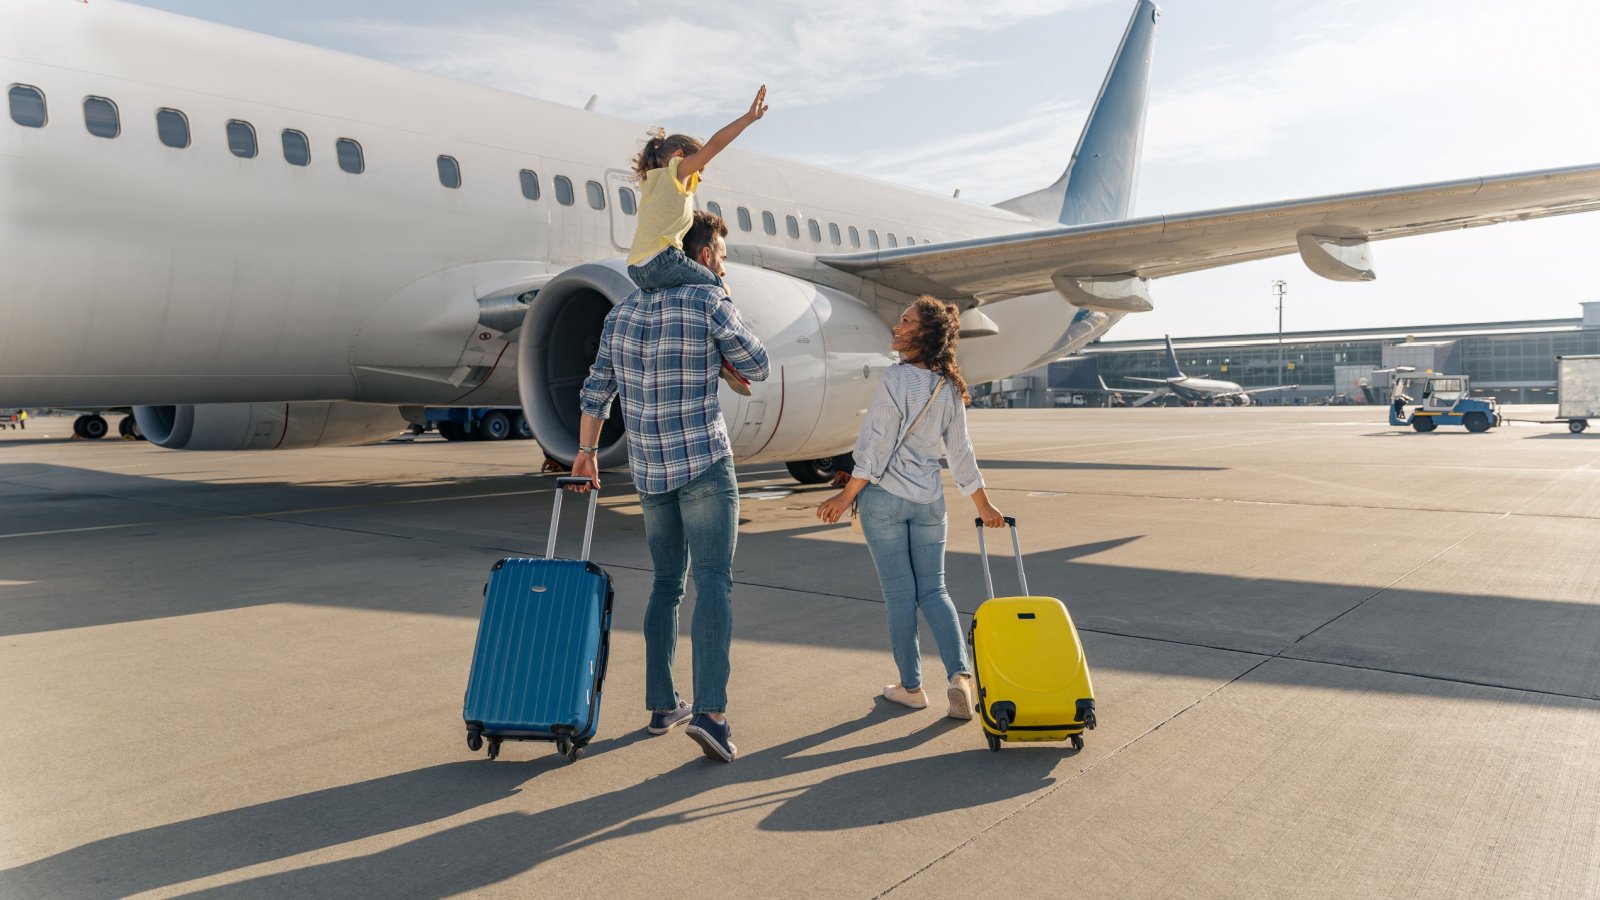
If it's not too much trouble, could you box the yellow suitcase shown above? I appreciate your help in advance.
[968,517,1097,752]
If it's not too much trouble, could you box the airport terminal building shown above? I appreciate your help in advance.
[979,302,1600,407]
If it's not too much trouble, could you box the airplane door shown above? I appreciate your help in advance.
[606,170,638,252]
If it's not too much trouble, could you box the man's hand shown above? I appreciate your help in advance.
[569,453,600,491]
[816,491,853,525]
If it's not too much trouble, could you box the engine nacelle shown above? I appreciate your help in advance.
[132,402,410,450]
[518,260,893,469]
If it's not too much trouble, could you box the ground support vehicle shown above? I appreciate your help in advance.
[419,407,533,442]
[1387,374,1501,433]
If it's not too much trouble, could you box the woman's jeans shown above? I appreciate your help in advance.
[639,456,739,714]
[628,246,725,292]
[857,484,970,692]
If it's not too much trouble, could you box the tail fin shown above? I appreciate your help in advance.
[995,1,1160,226]
[1163,335,1183,379]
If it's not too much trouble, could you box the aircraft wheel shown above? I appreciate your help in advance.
[785,453,854,485]
[1571,420,1588,434]
[118,415,144,440]
[79,415,109,439]
[478,411,511,441]
[1412,416,1436,433]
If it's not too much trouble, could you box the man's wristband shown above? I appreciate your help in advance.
[577,445,599,454]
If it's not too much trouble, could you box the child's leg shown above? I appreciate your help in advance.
[628,247,724,292]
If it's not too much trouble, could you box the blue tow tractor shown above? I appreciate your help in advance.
[1387,373,1501,433]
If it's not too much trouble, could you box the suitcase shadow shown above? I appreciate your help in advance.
[162,702,1072,897]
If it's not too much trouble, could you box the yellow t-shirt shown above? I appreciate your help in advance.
[626,155,702,266]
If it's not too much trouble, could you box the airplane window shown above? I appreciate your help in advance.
[828,223,841,245]
[83,96,119,139]
[707,201,722,218]
[226,120,257,158]
[281,129,310,166]
[786,215,800,239]
[848,226,861,248]
[867,229,880,249]
[808,219,822,242]
[336,138,364,174]
[887,233,899,248]
[586,180,605,210]
[155,108,189,149]
[761,211,776,235]
[618,186,637,216]
[554,175,574,206]
[736,207,752,232]
[437,155,461,189]
[8,85,46,128]
[519,169,541,200]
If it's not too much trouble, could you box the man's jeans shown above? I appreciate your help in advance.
[857,484,970,692]
[639,456,739,714]
[628,246,725,293]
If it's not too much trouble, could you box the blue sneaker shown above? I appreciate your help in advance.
[685,714,737,762]
[647,699,693,735]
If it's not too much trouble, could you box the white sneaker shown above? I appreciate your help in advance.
[946,674,975,720]
[883,683,929,709]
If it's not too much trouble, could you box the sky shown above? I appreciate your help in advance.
[127,0,1600,341]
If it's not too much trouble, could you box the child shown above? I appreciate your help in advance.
[627,86,768,395]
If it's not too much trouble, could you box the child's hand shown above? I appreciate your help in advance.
[746,85,768,122]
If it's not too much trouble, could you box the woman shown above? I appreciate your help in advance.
[818,297,1006,718]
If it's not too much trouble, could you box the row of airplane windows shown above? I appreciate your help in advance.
[8,82,930,250]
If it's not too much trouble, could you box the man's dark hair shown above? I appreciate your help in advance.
[682,210,729,263]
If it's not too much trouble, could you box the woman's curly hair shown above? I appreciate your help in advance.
[632,127,704,181]
[904,296,971,405]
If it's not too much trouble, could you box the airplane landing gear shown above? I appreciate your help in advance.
[74,415,109,440]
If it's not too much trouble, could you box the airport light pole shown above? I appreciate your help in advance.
[1271,279,1287,402]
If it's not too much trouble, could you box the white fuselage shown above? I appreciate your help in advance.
[0,0,1105,459]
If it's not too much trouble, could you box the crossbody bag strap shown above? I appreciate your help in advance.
[871,375,945,480]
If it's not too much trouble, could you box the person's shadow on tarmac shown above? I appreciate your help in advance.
[1,702,1066,899]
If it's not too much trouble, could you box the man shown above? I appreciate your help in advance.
[572,211,768,762]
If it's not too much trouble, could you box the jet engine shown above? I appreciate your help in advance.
[131,402,410,450]
[517,260,893,471]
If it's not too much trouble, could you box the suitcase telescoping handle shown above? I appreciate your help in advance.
[547,476,599,562]
[974,516,1027,600]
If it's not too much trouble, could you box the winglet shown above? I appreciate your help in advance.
[995,1,1160,226]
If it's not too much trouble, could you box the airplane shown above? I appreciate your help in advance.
[4,0,1600,484]
[1106,336,1299,407]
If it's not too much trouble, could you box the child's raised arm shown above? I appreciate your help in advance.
[679,86,768,179]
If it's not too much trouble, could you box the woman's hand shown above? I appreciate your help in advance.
[817,491,853,525]
[976,499,1006,528]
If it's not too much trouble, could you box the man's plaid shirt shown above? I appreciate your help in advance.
[580,284,769,494]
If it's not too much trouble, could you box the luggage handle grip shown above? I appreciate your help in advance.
[547,479,600,561]
[975,517,1027,600]
[974,516,1018,528]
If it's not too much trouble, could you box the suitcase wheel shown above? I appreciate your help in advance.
[486,739,501,761]
[986,733,1002,753]
[467,732,483,753]
[1070,735,1085,752]
[566,743,586,764]
[555,736,571,757]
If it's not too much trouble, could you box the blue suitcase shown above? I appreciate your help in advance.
[464,476,613,762]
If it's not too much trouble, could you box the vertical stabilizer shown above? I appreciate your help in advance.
[1163,335,1184,379]
[995,1,1159,226]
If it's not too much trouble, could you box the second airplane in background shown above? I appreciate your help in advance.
[1103,336,1298,407]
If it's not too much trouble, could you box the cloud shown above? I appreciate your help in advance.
[328,0,1107,122]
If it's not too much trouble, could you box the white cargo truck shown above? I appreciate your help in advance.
[1557,355,1600,433]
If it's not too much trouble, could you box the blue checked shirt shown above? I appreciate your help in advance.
[579,284,769,494]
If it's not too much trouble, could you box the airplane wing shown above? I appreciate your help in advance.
[1238,384,1299,396]
[1129,387,1170,407]
[817,163,1600,303]
[1124,377,1172,385]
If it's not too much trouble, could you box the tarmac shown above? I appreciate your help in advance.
[2,406,1598,899]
